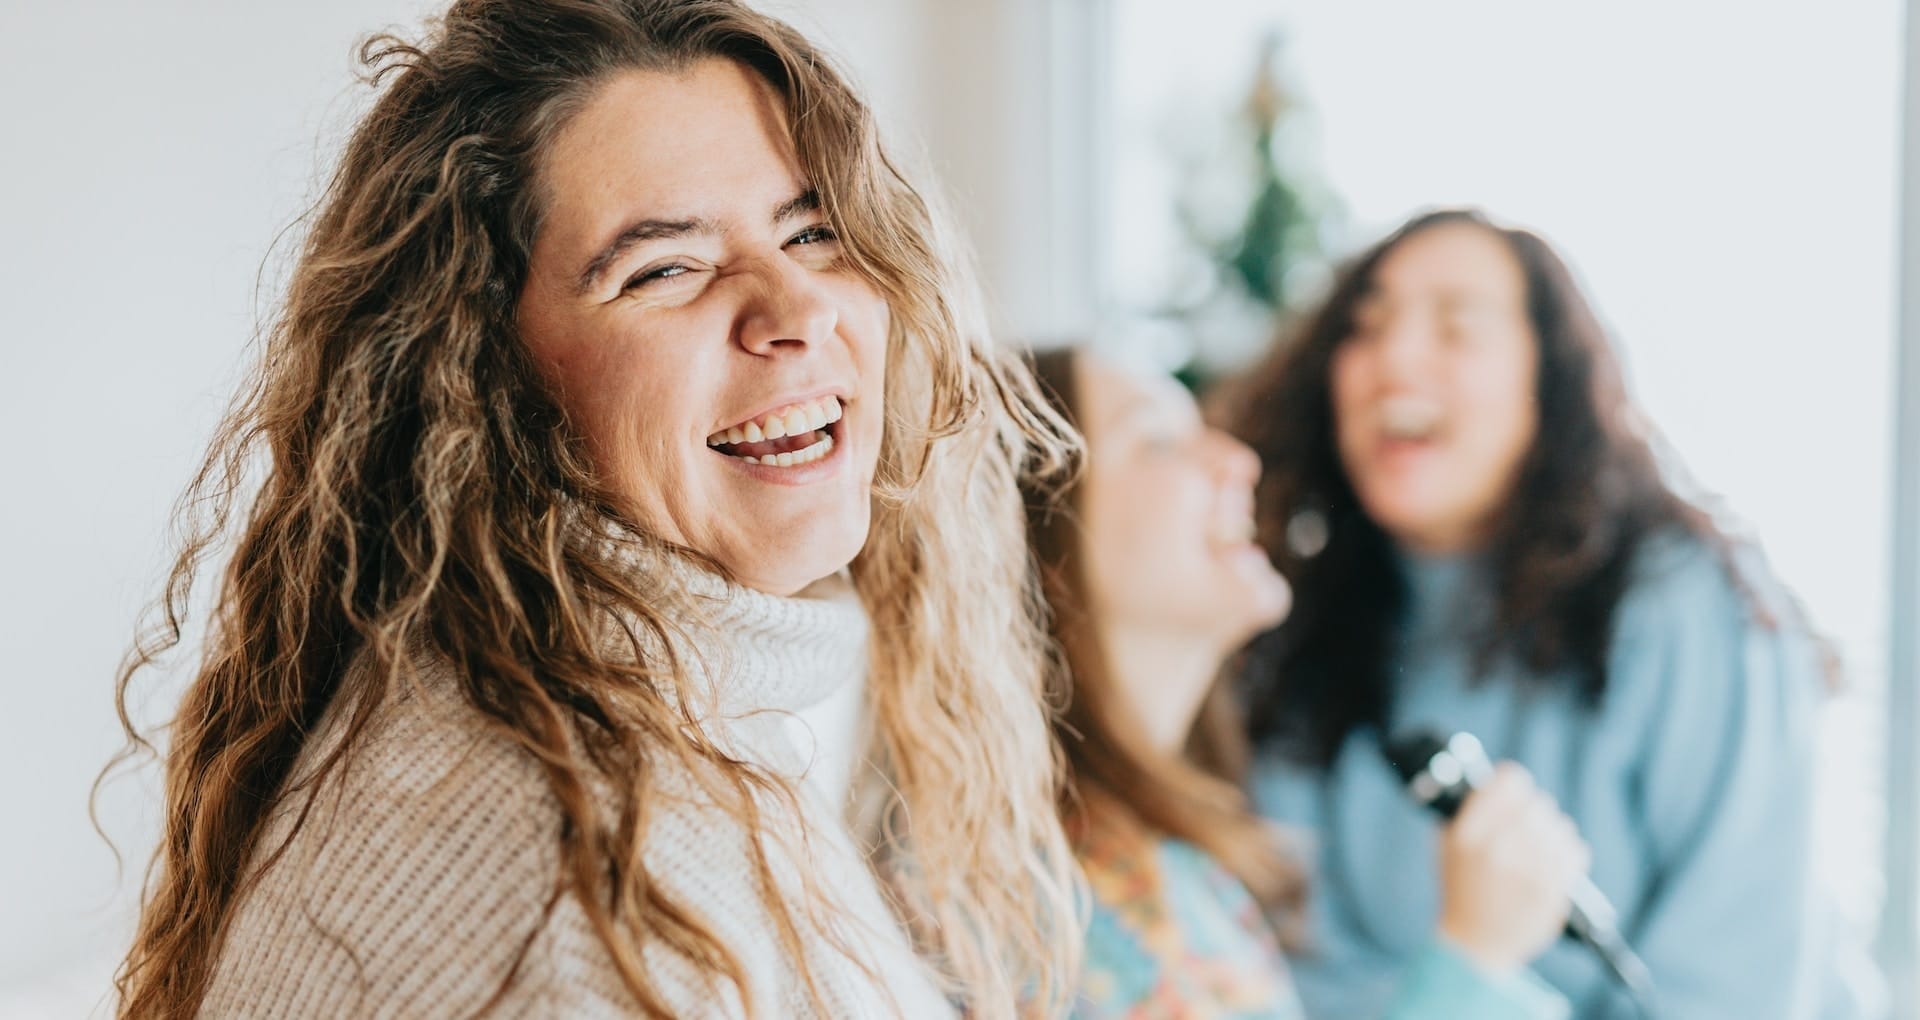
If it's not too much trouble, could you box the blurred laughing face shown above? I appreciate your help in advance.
[517,59,889,595]
[1076,356,1292,648]
[1331,222,1539,556]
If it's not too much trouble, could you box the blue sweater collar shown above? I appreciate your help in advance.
[1393,545,1495,643]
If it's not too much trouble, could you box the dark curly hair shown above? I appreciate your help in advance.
[1217,208,1772,768]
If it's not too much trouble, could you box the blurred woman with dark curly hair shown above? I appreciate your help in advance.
[1217,209,1876,1019]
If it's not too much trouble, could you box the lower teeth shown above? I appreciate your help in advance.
[741,434,833,467]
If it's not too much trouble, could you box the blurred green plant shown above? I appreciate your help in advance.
[1163,30,1342,391]
[1221,34,1319,309]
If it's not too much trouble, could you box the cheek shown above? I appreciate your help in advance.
[1329,349,1374,472]
[834,283,891,443]
[858,309,891,430]
[827,276,890,370]
[1329,346,1367,416]
[1451,345,1539,485]
[856,292,892,369]
[532,325,712,487]
[1084,466,1213,592]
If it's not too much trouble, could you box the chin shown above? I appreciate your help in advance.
[1234,594,1291,640]
[724,520,869,596]
[1216,549,1292,629]
[1181,583,1287,649]
[1363,497,1436,541]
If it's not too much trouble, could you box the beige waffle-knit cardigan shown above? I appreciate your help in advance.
[194,570,953,1019]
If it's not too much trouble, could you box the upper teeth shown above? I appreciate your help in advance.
[707,395,843,447]
[1212,518,1257,545]
[1379,396,1442,439]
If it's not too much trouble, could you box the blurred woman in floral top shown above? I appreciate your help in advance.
[1024,347,1582,1019]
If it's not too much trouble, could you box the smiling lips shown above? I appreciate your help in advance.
[1210,517,1258,548]
[1378,394,1444,442]
[706,394,843,467]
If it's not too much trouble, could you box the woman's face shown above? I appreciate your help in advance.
[1330,222,1539,556]
[518,60,889,596]
[1076,357,1292,649]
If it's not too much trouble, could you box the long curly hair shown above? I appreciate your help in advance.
[106,2,1081,1016]
[1217,208,1782,769]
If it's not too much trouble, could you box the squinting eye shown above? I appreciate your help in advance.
[787,224,838,246]
[1347,306,1387,341]
[1443,306,1496,339]
[1141,423,1196,453]
[623,263,692,292]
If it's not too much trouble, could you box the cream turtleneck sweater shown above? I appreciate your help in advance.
[196,570,952,1019]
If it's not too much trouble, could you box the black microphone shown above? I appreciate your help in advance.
[1384,729,1659,1018]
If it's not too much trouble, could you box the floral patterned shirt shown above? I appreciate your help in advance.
[1073,815,1306,1019]
[1071,812,1569,1020]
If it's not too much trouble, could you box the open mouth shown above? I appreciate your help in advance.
[706,395,843,468]
[1209,516,1259,549]
[1378,395,1444,443]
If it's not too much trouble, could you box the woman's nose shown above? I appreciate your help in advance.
[737,258,840,355]
[1209,428,1263,484]
[1371,310,1435,381]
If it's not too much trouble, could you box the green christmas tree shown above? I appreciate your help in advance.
[1165,30,1341,391]
[1223,33,1317,311]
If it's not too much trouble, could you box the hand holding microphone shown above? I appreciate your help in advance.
[1434,760,1590,972]
[1388,730,1659,1017]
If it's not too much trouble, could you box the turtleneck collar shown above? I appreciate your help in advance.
[679,567,871,721]
[1393,543,1495,645]
[586,527,873,783]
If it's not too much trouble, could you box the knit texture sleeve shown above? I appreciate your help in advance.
[193,663,949,1019]
[196,677,722,1019]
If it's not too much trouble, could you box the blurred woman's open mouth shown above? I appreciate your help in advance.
[1374,394,1448,460]
[706,394,844,470]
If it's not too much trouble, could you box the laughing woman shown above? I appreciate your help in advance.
[1023,348,1581,1019]
[109,2,1079,1018]
[1219,209,1874,1018]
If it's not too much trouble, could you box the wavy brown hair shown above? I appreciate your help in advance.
[105,2,1081,1017]
[1022,348,1305,933]
[1217,208,1801,769]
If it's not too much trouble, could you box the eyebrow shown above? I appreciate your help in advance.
[573,188,823,296]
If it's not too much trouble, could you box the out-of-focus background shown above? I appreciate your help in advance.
[1,1,1912,1015]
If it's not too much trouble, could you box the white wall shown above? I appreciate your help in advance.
[770,0,1103,342]
[0,1,1065,1014]
[2,3,433,1012]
